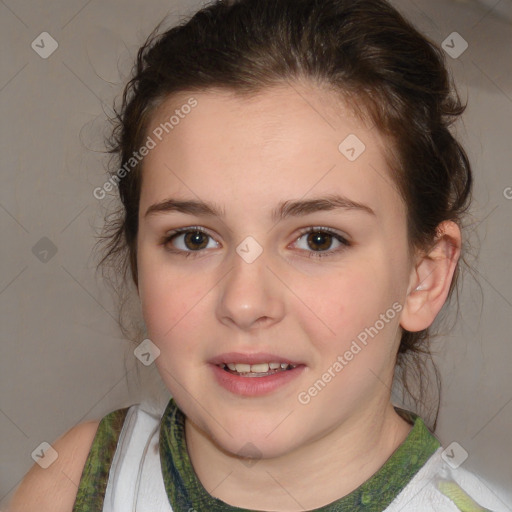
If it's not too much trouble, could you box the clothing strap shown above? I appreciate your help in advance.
[436,479,494,512]
[72,406,130,512]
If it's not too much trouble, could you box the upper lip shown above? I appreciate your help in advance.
[208,352,303,366]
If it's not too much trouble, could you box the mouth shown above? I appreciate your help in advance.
[210,358,305,396]
[218,362,298,377]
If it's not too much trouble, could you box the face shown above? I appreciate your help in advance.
[136,84,415,459]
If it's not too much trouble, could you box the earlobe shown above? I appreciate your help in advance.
[400,221,461,332]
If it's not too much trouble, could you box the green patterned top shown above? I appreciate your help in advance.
[72,398,497,511]
[159,400,439,511]
[72,405,129,512]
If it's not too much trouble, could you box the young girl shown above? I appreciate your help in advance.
[9,0,509,510]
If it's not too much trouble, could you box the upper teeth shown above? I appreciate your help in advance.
[224,362,296,373]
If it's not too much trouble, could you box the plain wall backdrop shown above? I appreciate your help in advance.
[1,0,511,507]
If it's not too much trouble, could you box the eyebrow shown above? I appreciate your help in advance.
[144,194,375,222]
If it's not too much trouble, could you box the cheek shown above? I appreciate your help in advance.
[140,278,202,342]
[137,248,203,343]
[307,256,403,352]
[139,276,207,378]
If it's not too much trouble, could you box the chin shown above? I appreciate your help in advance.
[203,417,303,461]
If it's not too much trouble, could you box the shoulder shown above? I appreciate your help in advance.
[7,419,101,512]
[6,402,142,512]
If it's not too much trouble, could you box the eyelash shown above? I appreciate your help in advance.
[160,226,351,259]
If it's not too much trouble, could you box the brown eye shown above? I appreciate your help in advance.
[183,231,209,250]
[162,227,218,255]
[293,228,350,259]
[306,231,333,251]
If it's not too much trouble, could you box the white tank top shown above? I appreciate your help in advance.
[102,402,173,512]
[98,401,508,512]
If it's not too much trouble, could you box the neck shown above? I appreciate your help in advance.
[184,400,412,511]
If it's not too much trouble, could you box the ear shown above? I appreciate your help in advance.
[400,221,461,332]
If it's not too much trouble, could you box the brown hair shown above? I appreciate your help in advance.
[96,0,472,429]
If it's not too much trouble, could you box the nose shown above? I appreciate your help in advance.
[216,247,285,331]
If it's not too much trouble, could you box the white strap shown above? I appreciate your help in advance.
[103,404,174,512]
[384,448,509,511]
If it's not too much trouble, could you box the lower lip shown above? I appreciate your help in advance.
[210,364,305,397]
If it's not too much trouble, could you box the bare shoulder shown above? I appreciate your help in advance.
[7,419,101,512]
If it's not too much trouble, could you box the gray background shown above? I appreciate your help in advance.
[1,0,511,507]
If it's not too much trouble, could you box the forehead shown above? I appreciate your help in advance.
[140,84,404,221]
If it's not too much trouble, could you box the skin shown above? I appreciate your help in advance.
[135,82,461,511]
[7,420,100,511]
[6,83,461,512]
